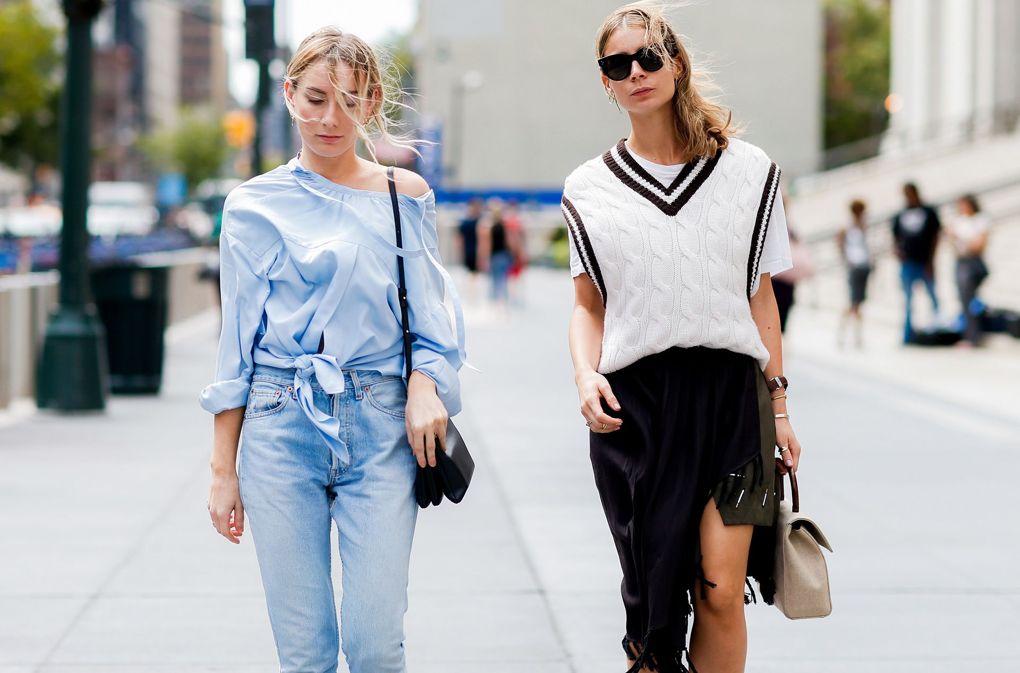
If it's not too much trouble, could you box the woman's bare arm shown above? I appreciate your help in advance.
[749,274,800,471]
[208,408,245,544]
[569,275,622,433]
[968,230,990,257]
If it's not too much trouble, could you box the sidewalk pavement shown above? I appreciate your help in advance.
[1,268,1018,672]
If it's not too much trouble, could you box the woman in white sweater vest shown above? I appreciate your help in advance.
[564,5,803,672]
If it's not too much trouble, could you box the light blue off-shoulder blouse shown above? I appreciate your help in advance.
[199,157,464,460]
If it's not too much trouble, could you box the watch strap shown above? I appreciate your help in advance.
[765,375,789,393]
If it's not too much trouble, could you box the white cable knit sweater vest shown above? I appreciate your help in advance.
[563,137,781,374]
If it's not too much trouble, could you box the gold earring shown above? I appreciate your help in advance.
[606,89,616,103]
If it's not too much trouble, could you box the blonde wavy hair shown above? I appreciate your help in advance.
[596,2,734,158]
[284,27,418,161]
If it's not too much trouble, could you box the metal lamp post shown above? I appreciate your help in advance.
[36,0,109,411]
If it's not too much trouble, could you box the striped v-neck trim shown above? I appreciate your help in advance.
[602,139,721,216]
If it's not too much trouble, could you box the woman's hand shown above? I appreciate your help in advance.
[775,418,802,474]
[406,371,449,468]
[576,368,623,434]
[208,470,244,544]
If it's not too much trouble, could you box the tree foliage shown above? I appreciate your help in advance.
[0,1,62,170]
[139,109,231,194]
[824,0,891,150]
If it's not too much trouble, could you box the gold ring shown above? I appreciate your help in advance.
[779,446,791,454]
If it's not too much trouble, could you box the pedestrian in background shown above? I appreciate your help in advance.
[201,27,463,673]
[770,195,814,333]
[564,5,800,672]
[479,198,513,316]
[947,194,991,347]
[504,199,528,304]
[892,182,941,343]
[457,197,482,299]
[837,199,872,348]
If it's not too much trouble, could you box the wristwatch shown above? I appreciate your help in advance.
[765,376,789,393]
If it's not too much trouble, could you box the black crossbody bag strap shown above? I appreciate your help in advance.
[388,168,475,509]
[387,167,414,380]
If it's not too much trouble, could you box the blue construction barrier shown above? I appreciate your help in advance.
[434,188,564,206]
[0,229,197,275]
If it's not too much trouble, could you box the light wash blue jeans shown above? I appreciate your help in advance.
[490,250,513,303]
[239,364,417,673]
[899,260,940,343]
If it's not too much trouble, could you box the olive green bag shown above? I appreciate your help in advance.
[774,468,834,619]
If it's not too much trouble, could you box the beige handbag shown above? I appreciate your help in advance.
[774,467,833,619]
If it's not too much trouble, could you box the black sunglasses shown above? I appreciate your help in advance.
[597,47,665,81]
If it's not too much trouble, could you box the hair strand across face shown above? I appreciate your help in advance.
[284,26,422,162]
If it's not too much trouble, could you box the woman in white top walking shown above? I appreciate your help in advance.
[947,194,991,346]
[563,4,802,672]
[837,199,872,347]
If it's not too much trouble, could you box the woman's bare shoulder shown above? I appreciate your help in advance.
[390,167,431,198]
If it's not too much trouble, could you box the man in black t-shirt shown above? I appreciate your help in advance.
[892,182,941,343]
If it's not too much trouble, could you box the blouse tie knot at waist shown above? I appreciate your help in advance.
[290,353,350,465]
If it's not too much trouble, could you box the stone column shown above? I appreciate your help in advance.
[940,0,976,143]
[888,0,935,151]
[993,0,1020,133]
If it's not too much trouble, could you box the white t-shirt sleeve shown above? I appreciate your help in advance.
[758,188,793,277]
[569,234,585,277]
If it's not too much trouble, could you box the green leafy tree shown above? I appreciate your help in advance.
[824,0,891,150]
[0,1,62,173]
[140,109,231,194]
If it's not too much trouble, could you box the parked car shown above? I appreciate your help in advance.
[174,202,215,241]
[0,204,62,237]
[191,178,243,242]
[87,181,159,237]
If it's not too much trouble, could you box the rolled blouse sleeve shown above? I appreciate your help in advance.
[405,197,464,416]
[198,223,275,415]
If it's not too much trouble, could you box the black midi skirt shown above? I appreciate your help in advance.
[590,346,778,673]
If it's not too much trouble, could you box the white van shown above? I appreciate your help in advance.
[87,181,159,237]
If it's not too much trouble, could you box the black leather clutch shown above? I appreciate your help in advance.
[415,420,475,508]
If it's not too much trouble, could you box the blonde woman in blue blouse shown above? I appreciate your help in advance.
[200,28,463,673]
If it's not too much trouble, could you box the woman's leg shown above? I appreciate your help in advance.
[922,266,940,314]
[850,303,864,347]
[688,500,754,673]
[332,375,418,673]
[490,252,513,307]
[957,260,982,344]
[899,262,916,343]
[239,387,339,673]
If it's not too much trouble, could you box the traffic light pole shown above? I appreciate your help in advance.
[36,0,109,411]
[245,0,275,178]
[251,58,271,177]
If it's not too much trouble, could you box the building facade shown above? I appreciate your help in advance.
[180,1,229,115]
[887,0,1020,152]
[415,0,824,194]
[90,0,229,180]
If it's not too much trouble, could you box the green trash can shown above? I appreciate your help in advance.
[90,263,169,394]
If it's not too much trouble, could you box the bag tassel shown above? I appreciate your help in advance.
[743,578,758,605]
[623,629,695,673]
